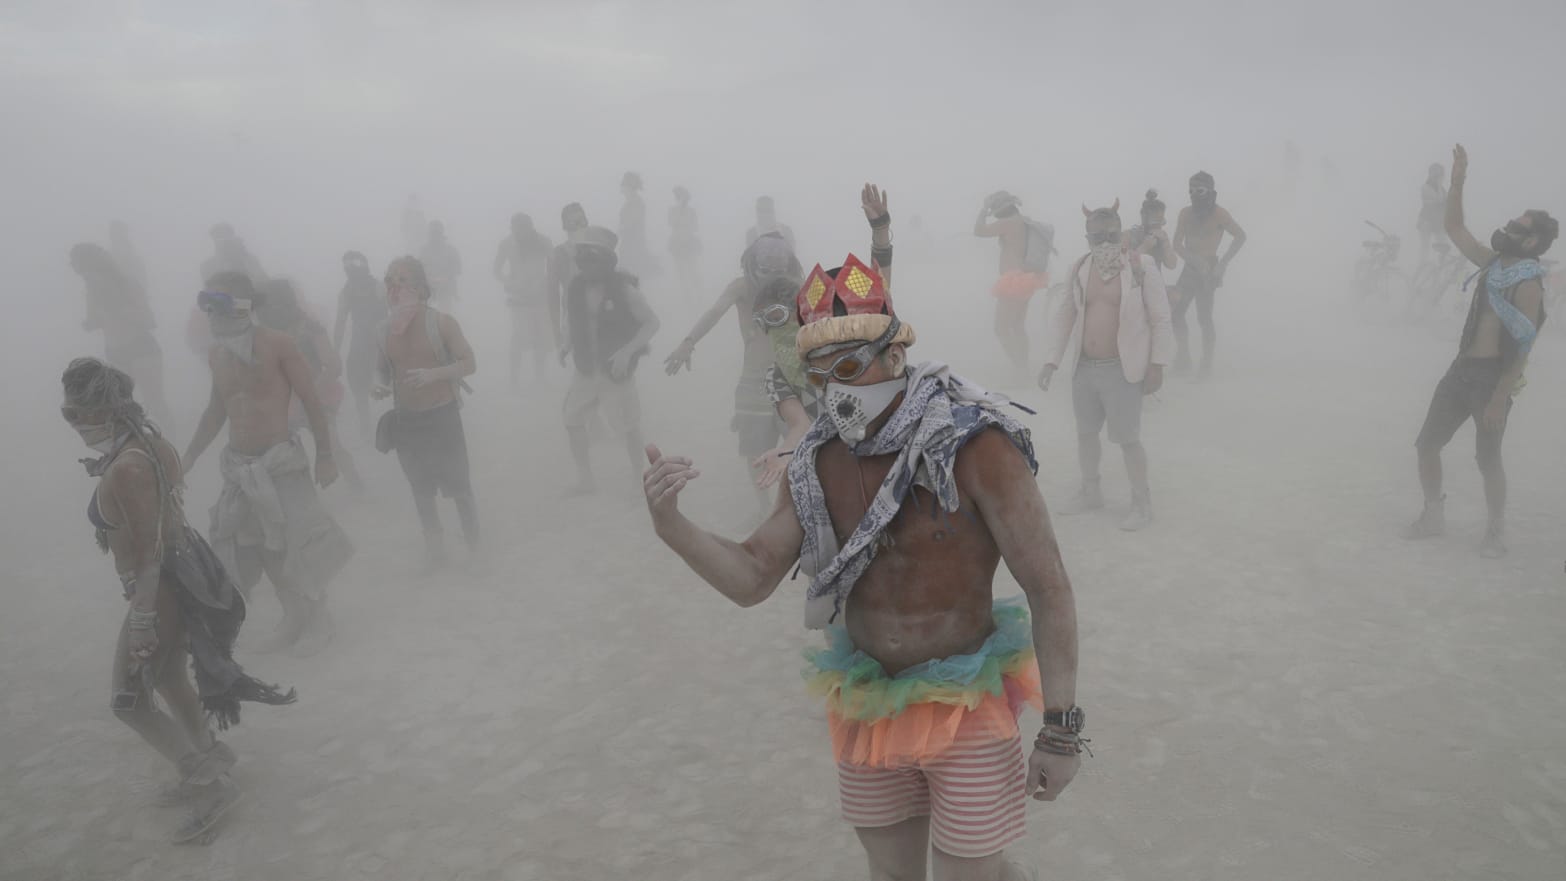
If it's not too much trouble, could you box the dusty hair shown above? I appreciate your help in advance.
[387,255,433,301]
[62,357,174,551]
[1525,210,1559,255]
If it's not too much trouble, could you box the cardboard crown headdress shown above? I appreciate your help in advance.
[794,254,916,356]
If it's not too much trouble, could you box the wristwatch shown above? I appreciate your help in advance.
[1043,706,1086,734]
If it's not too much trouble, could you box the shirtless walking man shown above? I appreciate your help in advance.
[183,272,353,657]
[1040,201,1175,531]
[975,190,1053,377]
[375,257,481,571]
[644,185,1083,880]
[1405,145,1554,558]
[1171,171,1246,378]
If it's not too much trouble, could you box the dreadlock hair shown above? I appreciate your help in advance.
[1524,210,1559,256]
[62,357,175,552]
[1142,189,1166,218]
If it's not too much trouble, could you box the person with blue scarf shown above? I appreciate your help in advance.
[1405,145,1556,558]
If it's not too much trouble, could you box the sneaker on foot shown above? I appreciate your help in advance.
[1056,487,1105,516]
[1401,504,1446,540]
[1119,503,1153,532]
[172,776,241,844]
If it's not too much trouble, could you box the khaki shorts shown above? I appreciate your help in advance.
[563,371,641,435]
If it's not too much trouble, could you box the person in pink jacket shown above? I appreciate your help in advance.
[1038,200,1176,532]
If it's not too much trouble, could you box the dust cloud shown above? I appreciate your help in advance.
[3,2,1564,879]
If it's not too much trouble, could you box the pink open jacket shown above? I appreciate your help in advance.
[1042,252,1176,384]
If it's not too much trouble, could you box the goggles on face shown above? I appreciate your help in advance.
[197,290,251,316]
[804,316,901,389]
[61,404,94,423]
[754,303,792,329]
[1086,231,1122,246]
[1190,186,1212,198]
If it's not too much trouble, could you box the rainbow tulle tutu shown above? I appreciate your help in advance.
[804,597,1043,768]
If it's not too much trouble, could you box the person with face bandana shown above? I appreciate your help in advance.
[1405,144,1555,558]
[493,213,556,389]
[62,357,296,842]
[560,226,661,494]
[642,184,1083,880]
[663,230,804,511]
[1170,171,1247,378]
[334,250,389,442]
[183,272,352,657]
[373,257,481,572]
[1039,201,1176,532]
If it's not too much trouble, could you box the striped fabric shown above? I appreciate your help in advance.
[837,724,1027,859]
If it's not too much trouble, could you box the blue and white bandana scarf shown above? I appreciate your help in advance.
[786,362,1037,630]
[1466,258,1544,357]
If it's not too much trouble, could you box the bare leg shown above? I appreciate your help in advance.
[566,426,596,493]
[110,597,197,767]
[624,431,647,484]
[1122,440,1149,500]
[931,847,1032,881]
[1477,425,1507,556]
[251,553,309,653]
[453,491,481,549]
[855,817,930,881]
[1171,288,1193,373]
[1417,444,1443,503]
[993,297,1031,376]
[1195,287,1217,376]
[1404,443,1447,539]
[1078,432,1103,487]
[509,308,524,390]
[129,351,177,438]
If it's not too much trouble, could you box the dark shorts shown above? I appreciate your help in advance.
[393,400,474,499]
[1415,358,1510,450]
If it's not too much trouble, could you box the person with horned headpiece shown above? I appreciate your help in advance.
[1040,199,1176,532]
[644,184,1083,880]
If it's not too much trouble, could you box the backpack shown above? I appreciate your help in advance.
[1021,218,1057,274]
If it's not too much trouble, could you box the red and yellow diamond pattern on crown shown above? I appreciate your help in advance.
[794,254,890,327]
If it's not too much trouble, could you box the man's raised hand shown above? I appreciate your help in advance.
[862,184,889,223]
[1452,144,1468,188]
[643,444,700,519]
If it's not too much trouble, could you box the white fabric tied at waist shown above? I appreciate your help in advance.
[212,436,311,556]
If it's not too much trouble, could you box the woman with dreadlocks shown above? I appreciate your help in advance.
[62,357,295,843]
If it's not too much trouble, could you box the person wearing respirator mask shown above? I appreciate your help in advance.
[1404,144,1556,559]
[643,184,1084,880]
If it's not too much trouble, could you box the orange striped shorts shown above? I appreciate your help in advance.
[836,709,1028,858]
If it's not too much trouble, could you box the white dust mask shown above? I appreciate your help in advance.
[824,376,908,445]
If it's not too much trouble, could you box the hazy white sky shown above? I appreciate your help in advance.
[3,0,1562,336]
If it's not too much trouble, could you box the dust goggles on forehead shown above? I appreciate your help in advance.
[804,316,901,389]
[754,303,793,329]
[197,290,252,315]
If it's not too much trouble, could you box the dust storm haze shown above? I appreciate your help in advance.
[3,1,1564,879]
